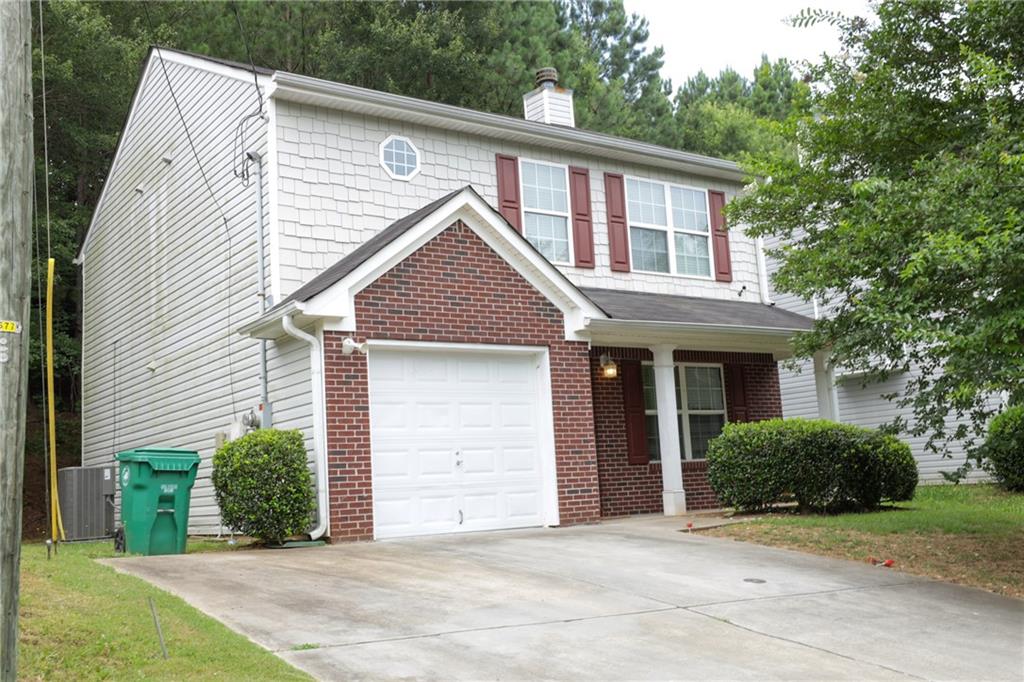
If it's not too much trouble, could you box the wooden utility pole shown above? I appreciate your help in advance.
[0,2,34,679]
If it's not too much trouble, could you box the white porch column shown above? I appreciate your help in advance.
[652,345,685,515]
[813,351,840,421]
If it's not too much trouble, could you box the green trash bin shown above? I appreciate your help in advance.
[116,448,201,555]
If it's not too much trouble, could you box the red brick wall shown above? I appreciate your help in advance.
[590,347,782,515]
[323,220,600,540]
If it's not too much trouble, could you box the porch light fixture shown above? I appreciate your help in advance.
[599,353,618,379]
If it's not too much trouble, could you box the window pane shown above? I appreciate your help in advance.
[383,138,418,177]
[521,161,568,213]
[685,366,724,410]
[670,187,709,232]
[645,415,661,461]
[689,414,725,459]
[630,227,669,272]
[674,233,711,277]
[641,364,657,410]
[524,213,570,262]
[626,178,667,225]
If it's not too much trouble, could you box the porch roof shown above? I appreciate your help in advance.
[580,287,813,332]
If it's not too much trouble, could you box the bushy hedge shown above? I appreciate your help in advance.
[212,429,315,543]
[984,406,1024,492]
[706,418,917,512]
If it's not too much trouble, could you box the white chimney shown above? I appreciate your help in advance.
[523,67,575,128]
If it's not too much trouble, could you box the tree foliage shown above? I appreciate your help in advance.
[31,0,805,410]
[729,0,1024,472]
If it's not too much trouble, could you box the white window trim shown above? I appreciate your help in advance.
[624,175,715,281]
[518,157,575,266]
[678,362,728,460]
[379,134,421,181]
[642,361,728,461]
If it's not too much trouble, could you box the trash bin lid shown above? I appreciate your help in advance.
[115,447,201,471]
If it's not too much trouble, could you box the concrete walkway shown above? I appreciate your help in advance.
[105,516,1023,681]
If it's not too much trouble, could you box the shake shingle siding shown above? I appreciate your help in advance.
[271,100,764,303]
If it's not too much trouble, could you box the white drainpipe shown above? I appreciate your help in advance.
[755,236,774,306]
[281,314,329,540]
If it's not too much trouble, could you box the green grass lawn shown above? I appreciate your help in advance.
[708,484,1024,598]
[18,539,310,681]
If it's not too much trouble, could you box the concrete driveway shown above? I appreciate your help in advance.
[106,517,1023,681]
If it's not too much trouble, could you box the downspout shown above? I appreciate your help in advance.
[281,315,329,540]
[247,151,271,426]
[755,236,774,306]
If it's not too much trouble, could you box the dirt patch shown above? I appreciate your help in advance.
[706,523,1024,599]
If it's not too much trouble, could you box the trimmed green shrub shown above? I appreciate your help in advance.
[212,429,315,543]
[873,433,918,502]
[984,406,1024,492]
[706,418,917,513]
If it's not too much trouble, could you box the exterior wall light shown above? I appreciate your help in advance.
[599,353,618,379]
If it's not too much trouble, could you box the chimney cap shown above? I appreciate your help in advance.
[535,67,559,88]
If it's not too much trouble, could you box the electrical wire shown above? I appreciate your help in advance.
[230,4,266,187]
[31,136,52,550]
[142,4,239,417]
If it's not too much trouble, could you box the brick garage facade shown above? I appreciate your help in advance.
[590,347,783,516]
[323,220,601,540]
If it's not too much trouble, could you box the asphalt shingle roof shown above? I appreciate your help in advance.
[579,287,813,331]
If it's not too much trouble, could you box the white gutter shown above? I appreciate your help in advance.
[281,314,329,540]
[271,72,746,182]
[583,317,808,337]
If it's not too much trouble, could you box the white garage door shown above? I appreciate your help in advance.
[368,347,549,539]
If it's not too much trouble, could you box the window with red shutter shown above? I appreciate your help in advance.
[495,154,522,232]
[724,363,749,422]
[708,190,733,282]
[568,166,595,268]
[620,359,649,464]
[604,173,630,272]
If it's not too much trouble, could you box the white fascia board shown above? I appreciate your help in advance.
[270,73,745,183]
[582,318,800,360]
[76,49,272,264]
[304,189,605,341]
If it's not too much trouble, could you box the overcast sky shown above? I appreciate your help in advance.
[624,0,872,87]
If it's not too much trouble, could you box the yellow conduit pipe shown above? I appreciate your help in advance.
[46,258,65,542]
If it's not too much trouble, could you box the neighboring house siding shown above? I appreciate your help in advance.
[765,239,984,482]
[271,101,763,303]
[80,58,301,533]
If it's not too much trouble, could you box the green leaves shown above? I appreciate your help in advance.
[211,429,315,543]
[730,0,1024,468]
[706,419,917,513]
[983,407,1024,493]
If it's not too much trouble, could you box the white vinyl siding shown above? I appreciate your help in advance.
[626,178,712,278]
[520,159,572,264]
[80,56,314,534]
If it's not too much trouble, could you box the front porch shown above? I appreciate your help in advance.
[580,288,837,518]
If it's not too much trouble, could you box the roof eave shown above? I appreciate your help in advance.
[269,72,746,183]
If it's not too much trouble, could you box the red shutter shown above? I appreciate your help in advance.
[725,364,749,422]
[709,190,732,282]
[621,359,649,464]
[604,173,630,272]
[496,154,522,232]
[568,166,595,268]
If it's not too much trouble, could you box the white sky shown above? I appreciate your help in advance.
[625,0,872,87]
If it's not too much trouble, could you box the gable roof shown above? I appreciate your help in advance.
[580,288,814,332]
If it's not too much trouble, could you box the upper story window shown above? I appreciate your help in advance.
[626,178,712,278]
[379,135,420,180]
[520,159,572,264]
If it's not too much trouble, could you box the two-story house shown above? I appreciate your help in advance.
[78,48,823,541]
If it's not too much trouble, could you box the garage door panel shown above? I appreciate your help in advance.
[369,348,548,539]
